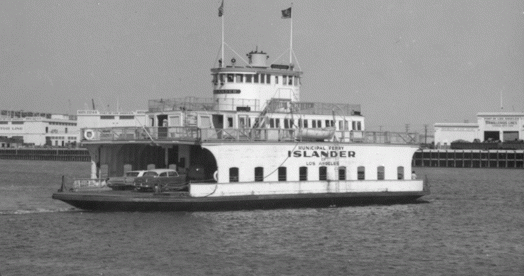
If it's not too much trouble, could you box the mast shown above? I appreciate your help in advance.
[221,6,224,67]
[219,0,225,67]
[289,3,293,65]
[281,4,293,64]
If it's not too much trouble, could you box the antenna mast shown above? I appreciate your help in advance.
[219,0,225,67]
[289,3,293,64]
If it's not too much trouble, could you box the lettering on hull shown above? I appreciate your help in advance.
[288,150,356,158]
[287,145,356,166]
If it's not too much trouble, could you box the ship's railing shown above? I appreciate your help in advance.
[147,97,361,115]
[290,102,361,116]
[347,131,419,144]
[149,97,216,112]
[81,127,201,142]
[148,97,262,112]
[80,127,418,144]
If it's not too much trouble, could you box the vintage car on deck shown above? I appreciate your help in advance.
[107,170,148,190]
[133,169,187,192]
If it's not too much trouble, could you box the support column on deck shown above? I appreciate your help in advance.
[178,145,190,172]
[85,145,101,179]
[163,146,169,169]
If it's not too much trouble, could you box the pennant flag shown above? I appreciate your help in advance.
[218,0,224,17]
[281,7,291,19]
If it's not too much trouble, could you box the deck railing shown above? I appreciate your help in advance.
[81,127,418,144]
[147,97,361,115]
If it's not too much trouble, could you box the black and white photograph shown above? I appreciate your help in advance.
[1,1,523,275]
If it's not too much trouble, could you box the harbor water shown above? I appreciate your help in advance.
[1,160,523,275]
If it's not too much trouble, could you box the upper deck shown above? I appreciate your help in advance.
[80,126,418,145]
[148,97,361,116]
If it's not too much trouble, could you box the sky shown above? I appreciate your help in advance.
[1,0,523,133]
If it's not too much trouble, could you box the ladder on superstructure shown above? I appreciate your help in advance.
[251,100,275,129]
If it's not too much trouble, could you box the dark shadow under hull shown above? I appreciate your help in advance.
[52,191,428,212]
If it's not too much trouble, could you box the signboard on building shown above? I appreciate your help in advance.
[482,117,520,128]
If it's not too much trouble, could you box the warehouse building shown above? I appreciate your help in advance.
[434,112,524,148]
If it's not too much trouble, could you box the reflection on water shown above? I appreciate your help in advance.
[0,160,523,275]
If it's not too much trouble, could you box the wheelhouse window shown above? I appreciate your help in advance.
[312,120,316,128]
[275,119,280,128]
[397,166,404,180]
[317,120,322,128]
[269,118,275,128]
[282,75,287,85]
[227,74,234,83]
[338,166,346,180]
[266,74,271,84]
[278,167,287,181]
[275,75,279,84]
[299,167,308,181]
[229,167,239,182]
[303,119,308,128]
[377,166,385,180]
[357,166,365,180]
[319,166,327,180]
[245,74,252,83]
[254,167,264,182]
[254,74,259,83]
[261,74,265,84]
[288,76,293,85]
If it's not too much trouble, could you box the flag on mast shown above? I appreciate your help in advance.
[218,0,224,17]
[281,7,291,19]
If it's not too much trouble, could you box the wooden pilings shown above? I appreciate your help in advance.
[413,149,524,168]
[0,148,90,162]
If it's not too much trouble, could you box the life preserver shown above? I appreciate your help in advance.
[84,129,95,140]
[213,171,218,182]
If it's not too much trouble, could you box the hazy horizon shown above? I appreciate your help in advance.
[1,0,523,133]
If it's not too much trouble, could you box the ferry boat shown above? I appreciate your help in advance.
[52,26,428,212]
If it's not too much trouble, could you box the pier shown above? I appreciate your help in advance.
[0,148,90,162]
[413,149,524,168]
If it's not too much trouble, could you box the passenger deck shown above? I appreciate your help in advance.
[80,126,418,145]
